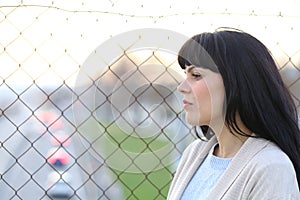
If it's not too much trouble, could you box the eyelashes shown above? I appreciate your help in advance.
[183,68,203,79]
[192,73,202,78]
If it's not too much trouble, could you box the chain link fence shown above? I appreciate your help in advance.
[0,1,300,199]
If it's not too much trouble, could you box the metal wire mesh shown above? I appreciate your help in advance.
[0,1,300,199]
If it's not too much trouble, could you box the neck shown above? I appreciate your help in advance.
[209,113,251,158]
[213,130,248,158]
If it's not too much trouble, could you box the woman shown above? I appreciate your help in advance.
[167,29,300,199]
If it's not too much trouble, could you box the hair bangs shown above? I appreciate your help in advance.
[178,34,218,72]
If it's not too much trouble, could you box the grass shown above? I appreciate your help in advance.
[116,167,173,200]
[79,118,176,199]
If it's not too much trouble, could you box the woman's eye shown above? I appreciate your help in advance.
[192,73,202,78]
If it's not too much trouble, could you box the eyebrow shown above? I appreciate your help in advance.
[187,66,206,74]
[186,66,196,73]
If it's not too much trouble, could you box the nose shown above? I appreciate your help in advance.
[177,79,190,94]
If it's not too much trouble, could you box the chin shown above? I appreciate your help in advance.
[186,116,211,127]
[186,116,202,126]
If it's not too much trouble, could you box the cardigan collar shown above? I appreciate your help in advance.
[178,136,270,199]
[209,136,270,199]
[175,137,218,198]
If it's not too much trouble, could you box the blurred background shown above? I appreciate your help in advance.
[0,0,299,199]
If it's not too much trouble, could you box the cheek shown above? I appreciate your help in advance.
[208,80,226,116]
[193,79,225,119]
[193,82,211,109]
[188,82,212,125]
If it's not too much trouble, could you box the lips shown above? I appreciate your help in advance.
[183,99,193,108]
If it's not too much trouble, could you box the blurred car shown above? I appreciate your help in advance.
[46,148,71,167]
[47,171,73,198]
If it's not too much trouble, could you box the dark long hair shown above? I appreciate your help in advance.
[178,28,300,187]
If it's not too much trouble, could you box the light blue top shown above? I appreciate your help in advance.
[181,144,232,200]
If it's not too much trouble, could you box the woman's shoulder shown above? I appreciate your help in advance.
[243,138,297,182]
[219,137,300,199]
[251,139,293,167]
[240,139,299,198]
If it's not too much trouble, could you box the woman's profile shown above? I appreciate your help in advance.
[167,28,300,199]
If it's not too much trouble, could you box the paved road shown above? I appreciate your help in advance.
[0,87,123,200]
[0,111,88,199]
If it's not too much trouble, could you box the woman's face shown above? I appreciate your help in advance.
[178,65,225,126]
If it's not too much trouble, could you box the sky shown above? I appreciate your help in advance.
[0,0,299,88]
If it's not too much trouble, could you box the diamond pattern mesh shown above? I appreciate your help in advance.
[0,1,300,200]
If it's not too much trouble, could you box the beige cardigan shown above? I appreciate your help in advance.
[167,136,300,200]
